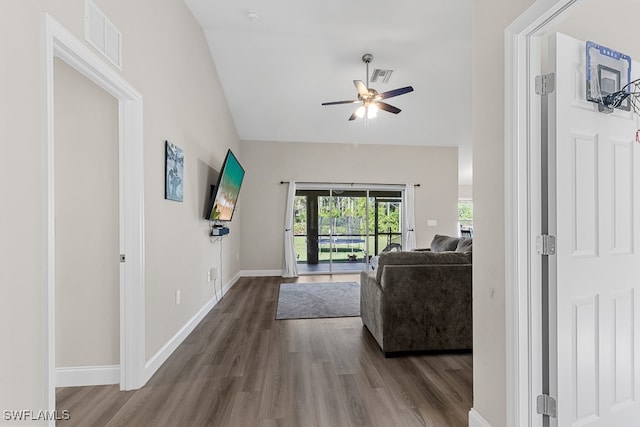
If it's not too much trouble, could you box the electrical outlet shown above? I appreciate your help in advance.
[175,290,181,305]
[210,267,219,280]
[207,271,211,282]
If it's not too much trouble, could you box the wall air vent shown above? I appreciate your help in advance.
[85,0,122,69]
[370,69,393,83]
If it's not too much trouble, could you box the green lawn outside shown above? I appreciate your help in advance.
[294,235,402,263]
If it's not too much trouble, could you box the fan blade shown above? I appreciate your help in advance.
[354,80,369,97]
[379,86,414,99]
[376,102,401,114]
[348,111,359,121]
[321,99,359,106]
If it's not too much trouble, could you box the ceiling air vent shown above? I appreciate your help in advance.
[85,0,122,69]
[370,69,393,83]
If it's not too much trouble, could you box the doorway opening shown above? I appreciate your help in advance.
[44,15,145,418]
[505,1,640,425]
[53,58,120,388]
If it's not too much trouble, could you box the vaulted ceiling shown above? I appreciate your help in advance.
[185,0,473,185]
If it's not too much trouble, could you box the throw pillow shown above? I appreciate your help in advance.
[456,237,473,253]
[430,234,460,252]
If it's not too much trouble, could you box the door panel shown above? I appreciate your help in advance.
[612,289,635,409]
[612,140,634,254]
[572,295,599,423]
[549,32,640,426]
[572,132,599,257]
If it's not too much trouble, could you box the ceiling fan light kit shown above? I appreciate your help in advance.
[355,104,378,119]
[322,53,414,121]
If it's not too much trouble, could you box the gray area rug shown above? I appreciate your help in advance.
[275,281,360,320]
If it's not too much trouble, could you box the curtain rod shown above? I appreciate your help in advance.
[279,181,420,187]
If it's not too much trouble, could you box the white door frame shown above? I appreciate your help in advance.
[43,14,146,417]
[504,0,582,426]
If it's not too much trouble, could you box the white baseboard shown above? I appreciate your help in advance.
[144,273,241,383]
[469,408,493,427]
[239,269,282,277]
[218,272,241,298]
[56,364,119,387]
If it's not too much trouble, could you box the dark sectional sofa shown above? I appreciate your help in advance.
[360,235,473,356]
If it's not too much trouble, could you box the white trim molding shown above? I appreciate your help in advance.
[44,14,145,422]
[144,298,217,383]
[221,272,241,297]
[504,1,581,426]
[56,365,120,387]
[144,273,241,382]
[239,269,283,277]
[469,408,493,427]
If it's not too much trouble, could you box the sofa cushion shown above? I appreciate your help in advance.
[430,234,460,252]
[455,237,473,253]
[376,250,471,283]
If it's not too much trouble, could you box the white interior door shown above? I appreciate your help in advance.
[548,32,640,426]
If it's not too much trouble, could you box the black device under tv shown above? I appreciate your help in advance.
[205,149,245,222]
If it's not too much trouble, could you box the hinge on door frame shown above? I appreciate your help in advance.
[536,234,556,255]
[535,73,555,96]
[536,394,557,418]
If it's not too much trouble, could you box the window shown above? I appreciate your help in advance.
[293,188,403,273]
[458,200,473,237]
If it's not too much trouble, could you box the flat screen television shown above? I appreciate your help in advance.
[206,149,245,222]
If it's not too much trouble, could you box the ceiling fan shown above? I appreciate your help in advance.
[322,53,414,121]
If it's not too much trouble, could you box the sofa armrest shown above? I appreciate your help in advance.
[360,270,384,344]
[360,270,379,290]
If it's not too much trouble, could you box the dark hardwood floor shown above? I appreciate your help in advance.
[56,275,472,426]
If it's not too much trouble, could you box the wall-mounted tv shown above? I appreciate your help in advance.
[206,149,245,222]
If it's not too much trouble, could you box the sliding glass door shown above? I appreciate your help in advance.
[293,187,403,274]
[370,192,403,254]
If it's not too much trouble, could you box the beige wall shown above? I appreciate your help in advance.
[551,0,640,58]
[459,184,473,200]
[54,59,120,367]
[0,0,239,416]
[95,0,243,361]
[90,0,243,363]
[471,0,535,425]
[239,140,459,271]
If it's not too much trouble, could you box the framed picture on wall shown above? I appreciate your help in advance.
[165,140,184,202]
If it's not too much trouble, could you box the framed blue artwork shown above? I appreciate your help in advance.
[165,140,184,202]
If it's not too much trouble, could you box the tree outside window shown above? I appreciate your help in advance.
[458,200,473,234]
